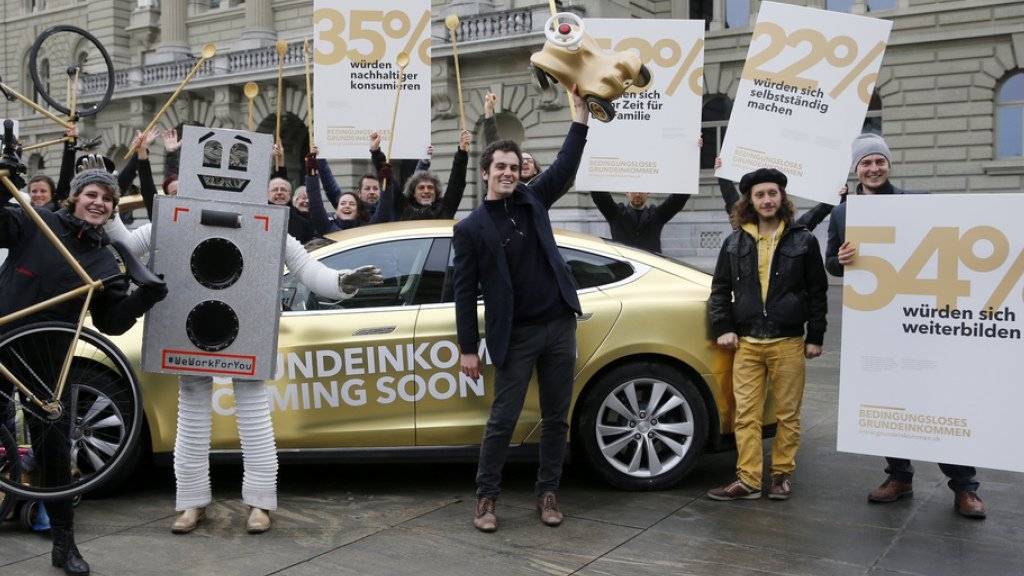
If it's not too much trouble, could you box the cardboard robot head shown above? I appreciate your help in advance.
[177,126,273,204]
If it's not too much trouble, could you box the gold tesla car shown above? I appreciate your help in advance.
[104,220,747,491]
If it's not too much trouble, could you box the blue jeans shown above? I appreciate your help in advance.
[885,457,979,492]
[475,316,576,499]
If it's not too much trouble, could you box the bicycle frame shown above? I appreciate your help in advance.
[0,172,103,419]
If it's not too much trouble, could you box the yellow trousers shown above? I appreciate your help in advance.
[732,337,806,490]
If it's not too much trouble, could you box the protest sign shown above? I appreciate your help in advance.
[313,0,431,159]
[575,19,704,194]
[838,194,1024,473]
[716,2,891,202]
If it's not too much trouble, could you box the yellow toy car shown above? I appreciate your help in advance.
[529,12,652,122]
[97,221,774,491]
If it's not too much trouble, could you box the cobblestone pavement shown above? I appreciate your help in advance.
[2,287,1022,575]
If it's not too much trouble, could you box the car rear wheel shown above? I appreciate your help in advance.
[577,362,707,490]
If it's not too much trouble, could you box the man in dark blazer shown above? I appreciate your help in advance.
[454,90,589,533]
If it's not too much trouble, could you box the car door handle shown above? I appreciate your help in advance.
[353,326,396,336]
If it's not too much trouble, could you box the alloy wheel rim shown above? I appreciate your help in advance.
[595,377,695,478]
[69,384,126,478]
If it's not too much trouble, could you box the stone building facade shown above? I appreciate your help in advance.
[2,0,1023,261]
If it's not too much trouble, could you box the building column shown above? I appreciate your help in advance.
[237,0,276,49]
[711,0,725,30]
[155,0,190,60]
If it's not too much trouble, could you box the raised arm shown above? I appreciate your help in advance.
[104,217,152,257]
[589,191,619,223]
[795,202,833,232]
[369,163,396,224]
[304,155,337,236]
[317,157,343,208]
[528,91,590,209]
[133,129,160,219]
[54,125,79,205]
[414,145,433,173]
[654,194,691,224]
[482,92,499,144]
[714,157,740,216]
[439,131,470,219]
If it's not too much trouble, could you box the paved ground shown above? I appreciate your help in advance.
[2,287,1022,576]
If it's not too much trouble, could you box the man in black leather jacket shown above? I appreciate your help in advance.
[707,168,827,502]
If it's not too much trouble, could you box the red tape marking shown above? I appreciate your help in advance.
[254,215,270,231]
[172,207,190,222]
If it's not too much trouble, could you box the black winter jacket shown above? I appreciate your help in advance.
[590,192,688,253]
[0,206,157,335]
[709,223,828,346]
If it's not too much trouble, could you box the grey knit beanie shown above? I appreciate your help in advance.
[850,133,891,172]
[69,169,120,205]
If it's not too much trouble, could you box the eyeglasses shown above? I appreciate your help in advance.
[501,199,526,247]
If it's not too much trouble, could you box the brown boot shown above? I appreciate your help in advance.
[868,478,913,503]
[246,507,272,534]
[171,507,206,534]
[537,492,563,527]
[954,491,986,519]
[473,497,497,532]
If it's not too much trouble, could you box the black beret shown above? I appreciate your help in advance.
[739,168,788,196]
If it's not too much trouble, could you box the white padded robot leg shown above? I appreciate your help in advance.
[233,379,279,511]
[174,375,214,511]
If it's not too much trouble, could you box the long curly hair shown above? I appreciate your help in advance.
[403,171,443,207]
[731,187,796,228]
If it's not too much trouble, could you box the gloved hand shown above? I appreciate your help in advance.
[140,273,169,305]
[338,265,383,294]
[304,152,318,176]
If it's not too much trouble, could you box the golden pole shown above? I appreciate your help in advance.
[444,15,466,132]
[124,43,217,160]
[275,40,288,169]
[0,82,74,130]
[382,52,411,191]
[303,38,315,150]
[22,136,72,152]
[244,82,259,132]
[52,286,95,403]
[0,282,102,330]
[0,363,50,413]
[544,0,576,122]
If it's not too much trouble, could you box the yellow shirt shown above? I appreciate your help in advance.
[740,221,794,344]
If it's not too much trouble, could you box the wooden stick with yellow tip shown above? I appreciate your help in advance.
[382,51,411,191]
[545,0,576,122]
[124,44,217,159]
[303,38,315,150]
[243,82,259,131]
[275,39,288,169]
[0,81,74,130]
[22,136,73,152]
[444,15,466,132]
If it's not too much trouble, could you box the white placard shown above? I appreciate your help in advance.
[575,19,704,194]
[716,2,892,202]
[837,194,1024,473]
[313,0,431,160]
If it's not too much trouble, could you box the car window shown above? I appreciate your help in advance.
[558,247,634,289]
[281,238,433,312]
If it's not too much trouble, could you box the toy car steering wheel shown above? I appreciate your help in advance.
[544,13,585,50]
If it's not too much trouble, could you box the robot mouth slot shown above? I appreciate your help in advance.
[190,238,243,290]
[186,301,239,352]
[197,174,250,192]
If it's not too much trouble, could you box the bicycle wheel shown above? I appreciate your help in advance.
[29,25,115,119]
[0,322,142,500]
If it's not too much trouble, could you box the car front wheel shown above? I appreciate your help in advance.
[577,362,708,490]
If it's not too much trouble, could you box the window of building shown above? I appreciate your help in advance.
[690,0,713,31]
[868,0,896,11]
[826,0,854,12]
[701,95,732,170]
[996,72,1024,158]
[725,0,750,29]
[862,91,882,135]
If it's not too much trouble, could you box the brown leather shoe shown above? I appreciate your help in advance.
[537,492,563,527]
[868,478,913,503]
[768,474,793,500]
[171,507,206,534]
[707,479,761,501]
[954,491,986,519]
[247,507,272,534]
[473,497,497,532]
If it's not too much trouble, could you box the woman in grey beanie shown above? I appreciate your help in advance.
[1,168,167,575]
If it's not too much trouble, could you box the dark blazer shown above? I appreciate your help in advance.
[453,122,588,367]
